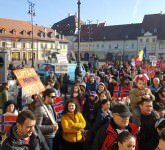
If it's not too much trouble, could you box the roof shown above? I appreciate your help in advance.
[0,18,68,42]
[51,15,85,36]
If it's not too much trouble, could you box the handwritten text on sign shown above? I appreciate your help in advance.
[13,68,45,96]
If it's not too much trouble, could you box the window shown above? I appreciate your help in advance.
[51,43,53,49]
[12,42,17,48]
[102,44,104,48]
[140,39,143,43]
[1,29,6,35]
[109,44,111,49]
[21,43,26,48]
[152,38,156,42]
[41,43,44,49]
[29,31,32,37]
[2,42,6,47]
[12,30,16,35]
[22,30,26,36]
[97,44,99,48]
[40,32,44,38]
[146,38,149,42]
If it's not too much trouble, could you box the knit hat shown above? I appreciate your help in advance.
[155,118,165,129]
[80,82,86,88]
[89,91,98,97]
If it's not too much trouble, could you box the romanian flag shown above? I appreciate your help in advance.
[135,49,144,62]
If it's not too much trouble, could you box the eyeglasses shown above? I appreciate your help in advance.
[49,96,56,99]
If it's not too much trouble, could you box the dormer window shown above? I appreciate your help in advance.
[141,28,144,34]
[40,32,44,38]
[1,29,6,35]
[50,33,54,39]
[12,29,17,35]
[29,31,32,37]
[22,30,26,36]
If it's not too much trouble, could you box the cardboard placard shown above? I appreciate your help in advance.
[13,68,45,96]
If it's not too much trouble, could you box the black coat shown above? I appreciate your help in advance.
[1,124,49,150]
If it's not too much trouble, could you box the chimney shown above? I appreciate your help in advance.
[54,29,56,37]
[44,28,47,38]
[68,13,71,17]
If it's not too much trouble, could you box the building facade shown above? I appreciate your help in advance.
[0,18,68,63]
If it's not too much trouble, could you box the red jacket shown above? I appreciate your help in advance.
[101,123,139,150]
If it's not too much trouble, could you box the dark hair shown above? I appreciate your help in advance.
[101,99,109,106]
[110,131,135,150]
[138,97,153,105]
[16,110,36,125]
[63,99,80,115]
[4,100,17,113]
[117,131,135,144]
[160,129,165,141]
[43,88,55,99]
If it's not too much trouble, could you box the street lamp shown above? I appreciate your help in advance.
[28,1,35,68]
[76,0,81,71]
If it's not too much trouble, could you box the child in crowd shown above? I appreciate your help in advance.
[129,74,155,107]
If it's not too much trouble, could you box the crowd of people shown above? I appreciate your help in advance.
[0,61,165,150]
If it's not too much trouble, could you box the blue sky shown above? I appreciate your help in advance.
[1,0,165,27]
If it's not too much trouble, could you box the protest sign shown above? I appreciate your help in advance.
[13,68,45,96]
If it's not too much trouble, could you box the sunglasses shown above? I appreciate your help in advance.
[49,96,56,99]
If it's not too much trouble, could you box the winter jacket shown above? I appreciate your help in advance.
[1,124,49,150]
[92,119,139,150]
[61,112,86,142]
[132,106,160,150]
[86,81,98,92]
[129,88,155,107]
[34,103,58,139]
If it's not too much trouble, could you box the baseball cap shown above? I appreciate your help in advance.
[112,103,132,117]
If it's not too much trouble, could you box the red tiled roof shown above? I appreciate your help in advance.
[0,18,68,42]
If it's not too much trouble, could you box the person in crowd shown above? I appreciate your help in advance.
[150,77,162,98]
[34,88,59,150]
[95,76,101,84]
[45,71,57,85]
[129,74,155,107]
[153,102,165,118]
[98,92,108,102]
[156,86,165,105]
[0,82,9,112]
[28,94,40,113]
[76,70,83,82]
[97,82,112,101]
[60,73,69,101]
[86,74,98,92]
[84,72,90,83]
[83,91,99,144]
[45,79,55,89]
[1,110,49,150]
[92,103,139,150]
[79,82,86,96]
[155,118,165,137]
[132,98,159,150]
[3,100,18,116]
[93,99,112,131]
[107,76,118,97]
[70,84,85,112]
[61,99,86,150]
[156,129,165,150]
[54,82,61,97]
[107,131,136,150]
